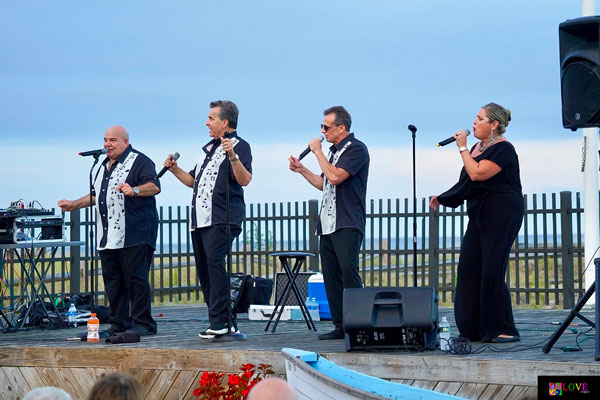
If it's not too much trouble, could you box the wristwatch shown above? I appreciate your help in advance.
[230,154,240,162]
[458,146,469,153]
[133,187,140,196]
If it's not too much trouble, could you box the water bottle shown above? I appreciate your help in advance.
[67,303,77,328]
[311,297,320,321]
[87,313,100,342]
[305,297,314,321]
[439,316,451,351]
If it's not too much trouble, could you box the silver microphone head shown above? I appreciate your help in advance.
[319,136,324,142]
[172,152,180,161]
[464,129,471,136]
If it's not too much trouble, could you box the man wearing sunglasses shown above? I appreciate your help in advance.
[289,106,370,340]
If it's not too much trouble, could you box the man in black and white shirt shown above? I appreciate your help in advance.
[163,100,252,338]
[59,125,160,336]
[289,106,370,340]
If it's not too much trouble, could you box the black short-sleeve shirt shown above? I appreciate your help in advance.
[188,131,252,229]
[92,145,160,250]
[317,133,370,235]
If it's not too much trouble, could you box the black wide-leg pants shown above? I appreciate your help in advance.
[320,228,364,331]
[99,243,157,332]
[454,192,524,342]
[191,225,241,327]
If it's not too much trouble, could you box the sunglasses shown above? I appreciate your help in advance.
[321,124,337,132]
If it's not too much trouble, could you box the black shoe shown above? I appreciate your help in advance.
[126,326,157,336]
[105,325,126,335]
[318,329,344,340]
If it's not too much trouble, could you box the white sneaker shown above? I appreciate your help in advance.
[198,330,215,339]
[199,326,239,339]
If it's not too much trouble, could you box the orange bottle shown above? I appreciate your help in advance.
[87,313,100,342]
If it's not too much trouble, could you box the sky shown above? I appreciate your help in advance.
[0,0,596,211]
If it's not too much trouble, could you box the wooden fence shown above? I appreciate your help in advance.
[0,191,586,310]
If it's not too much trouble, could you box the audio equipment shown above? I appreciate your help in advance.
[559,16,600,130]
[343,287,439,351]
[275,272,315,306]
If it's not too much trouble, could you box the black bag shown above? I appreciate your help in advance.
[230,274,273,314]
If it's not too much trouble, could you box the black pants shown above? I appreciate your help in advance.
[319,228,363,330]
[191,225,241,326]
[99,243,156,332]
[454,192,524,342]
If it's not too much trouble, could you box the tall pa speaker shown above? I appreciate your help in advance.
[559,16,600,130]
[343,287,438,351]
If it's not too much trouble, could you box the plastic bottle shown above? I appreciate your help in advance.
[311,297,320,321]
[439,316,451,351]
[305,297,315,321]
[68,303,77,328]
[87,313,100,342]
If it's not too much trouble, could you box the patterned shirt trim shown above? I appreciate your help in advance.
[191,137,240,230]
[95,151,138,250]
[320,140,352,235]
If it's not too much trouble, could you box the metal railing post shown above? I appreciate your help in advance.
[69,209,81,295]
[308,199,319,271]
[560,191,575,309]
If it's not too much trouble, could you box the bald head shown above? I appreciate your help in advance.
[104,125,130,161]
[247,377,297,400]
[106,125,129,140]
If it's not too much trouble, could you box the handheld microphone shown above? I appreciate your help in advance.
[437,129,471,147]
[79,148,107,157]
[155,152,180,180]
[298,136,324,160]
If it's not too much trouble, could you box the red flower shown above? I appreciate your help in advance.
[228,374,241,386]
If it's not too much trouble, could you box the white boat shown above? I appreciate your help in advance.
[283,348,464,400]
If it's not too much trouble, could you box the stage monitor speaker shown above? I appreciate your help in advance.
[559,16,600,130]
[343,287,439,351]
[275,272,315,306]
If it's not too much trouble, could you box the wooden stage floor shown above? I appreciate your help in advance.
[0,305,598,399]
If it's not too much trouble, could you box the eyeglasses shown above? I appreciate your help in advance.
[321,124,337,132]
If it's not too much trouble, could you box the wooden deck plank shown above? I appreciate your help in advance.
[61,367,88,398]
[506,385,537,400]
[2,366,31,399]
[163,369,199,400]
[135,368,165,397]
[182,371,202,400]
[478,384,516,400]
[412,379,438,390]
[433,381,463,396]
[453,382,488,399]
[16,366,45,390]
[0,367,20,400]
[145,369,181,400]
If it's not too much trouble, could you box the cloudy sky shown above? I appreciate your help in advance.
[0,0,594,210]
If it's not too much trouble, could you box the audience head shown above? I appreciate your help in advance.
[23,386,72,400]
[87,373,144,400]
[247,377,297,400]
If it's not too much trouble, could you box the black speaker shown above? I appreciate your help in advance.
[274,272,315,306]
[559,16,600,130]
[343,287,439,351]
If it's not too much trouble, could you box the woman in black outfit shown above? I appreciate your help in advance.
[430,103,523,343]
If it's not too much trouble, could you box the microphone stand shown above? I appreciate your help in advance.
[408,125,418,287]
[88,154,101,309]
[213,140,246,342]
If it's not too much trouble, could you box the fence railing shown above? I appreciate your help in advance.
[0,191,586,309]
